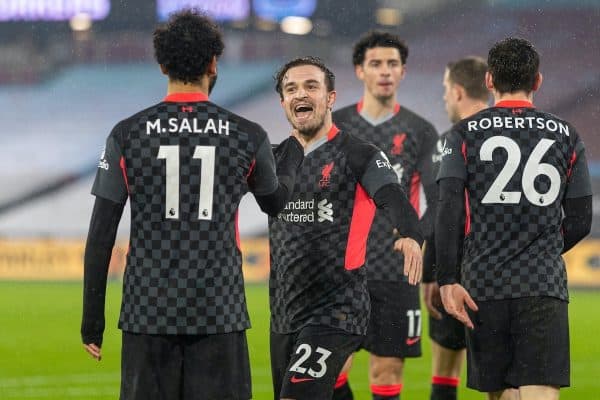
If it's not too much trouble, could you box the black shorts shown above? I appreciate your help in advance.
[121,330,251,400]
[466,296,570,392]
[429,307,466,350]
[362,280,422,358]
[270,325,363,400]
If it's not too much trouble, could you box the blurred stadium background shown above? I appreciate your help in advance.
[0,0,598,399]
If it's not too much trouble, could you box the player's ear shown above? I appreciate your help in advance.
[159,64,168,76]
[485,71,494,91]
[327,90,337,109]
[206,56,217,77]
[355,64,364,81]
[532,72,542,91]
[454,84,464,102]
[400,64,407,80]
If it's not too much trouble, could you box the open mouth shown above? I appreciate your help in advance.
[294,103,314,120]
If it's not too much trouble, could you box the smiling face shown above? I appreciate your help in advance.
[280,64,336,139]
[356,46,405,102]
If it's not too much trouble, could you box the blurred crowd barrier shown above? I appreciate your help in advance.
[0,238,598,288]
[0,238,271,283]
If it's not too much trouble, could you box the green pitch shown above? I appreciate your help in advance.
[1,282,599,399]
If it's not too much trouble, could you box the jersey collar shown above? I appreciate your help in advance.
[356,98,400,114]
[495,100,534,108]
[164,92,209,102]
[327,124,340,141]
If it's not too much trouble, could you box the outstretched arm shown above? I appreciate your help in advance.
[372,183,424,285]
[250,136,304,216]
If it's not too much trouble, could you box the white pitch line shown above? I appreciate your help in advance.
[0,372,119,388]
[1,386,117,398]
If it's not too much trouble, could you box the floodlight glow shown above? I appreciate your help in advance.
[376,8,402,26]
[70,13,92,32]
[280,16,312,35]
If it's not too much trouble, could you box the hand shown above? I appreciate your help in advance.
[422,282,443,320]
[83,343,102,361]
[393,237,422,285]
[439,283,478,329]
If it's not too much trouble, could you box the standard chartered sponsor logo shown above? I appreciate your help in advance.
[277,198,334,223]
[317,199,333,222]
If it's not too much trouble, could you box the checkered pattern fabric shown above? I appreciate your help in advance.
[92,100,270,334]
[269,131,397,335]
[438,106,585,301]
[334,104,438,282]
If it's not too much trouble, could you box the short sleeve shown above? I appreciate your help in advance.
[357,148,401,198]
[91,124,128,204]
[436,128,466,182]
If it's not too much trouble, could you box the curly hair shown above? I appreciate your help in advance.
[488,37,539,94]
[274,56,336,100]
[352,30,408,66]
[153,9,224,84]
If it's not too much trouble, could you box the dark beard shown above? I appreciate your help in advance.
[208,74,218,94]
[296,118,325,141]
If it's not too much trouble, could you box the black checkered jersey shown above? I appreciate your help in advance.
[437,100,592,301]
[268,125,401,335]
[92,92,279,334]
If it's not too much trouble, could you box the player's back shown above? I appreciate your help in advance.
[451,100,582,301]
[100,93,267,335]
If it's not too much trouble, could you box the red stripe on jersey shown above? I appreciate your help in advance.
[356,99,401,115]
[119,156,130,194]
[432,376,460,387]
[235,210,241,249]
[334,372,349,389]
[495,100,534,108]
[567,150,577,178]
[409,172,421,216]
[461,141,467,162]
[370,384,403,396]
[356,99,363,113]
[345,184,376,270]
[464,189,471,236]
[327,124,340,141]
[246,159,256,179]
[163,92,209,102]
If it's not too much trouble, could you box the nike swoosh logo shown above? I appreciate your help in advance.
[290,376,315,383]
[406,337,421,346]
